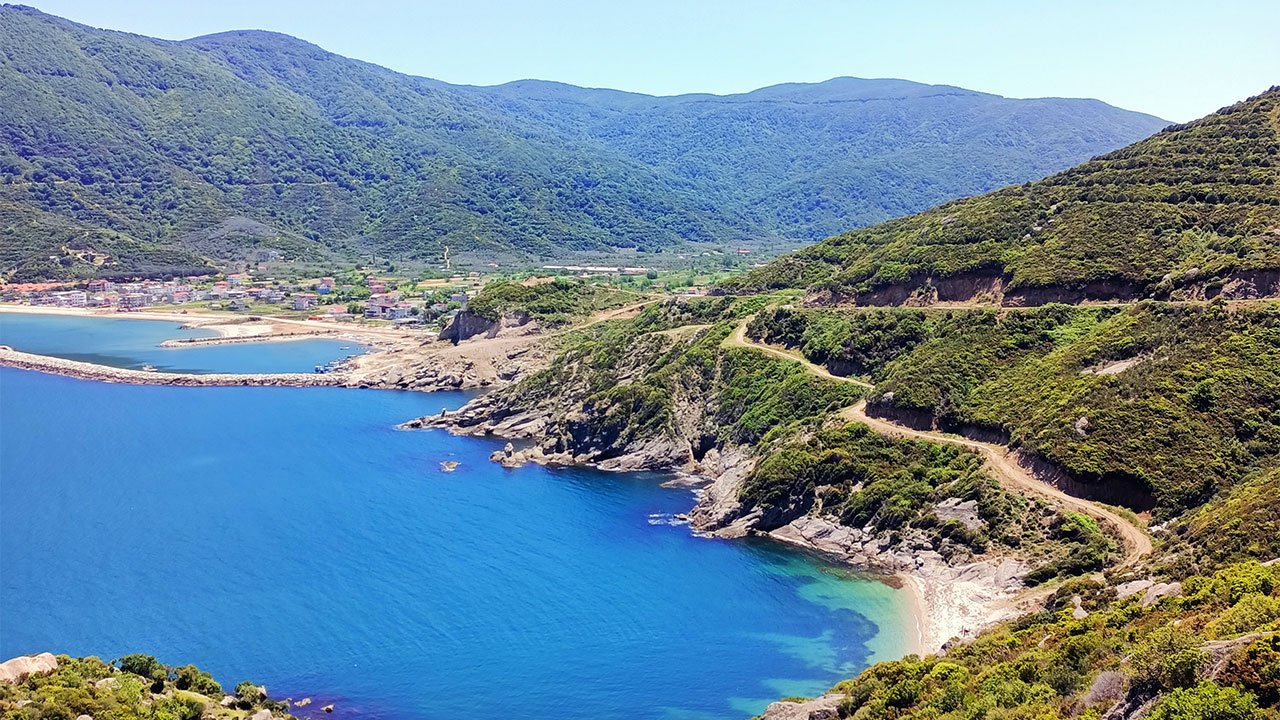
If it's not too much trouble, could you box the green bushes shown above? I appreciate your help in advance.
[1148,682,1262,720]
[467,278,634,326]
[0,656,265,720]
[1131,628,1207,691]
[810,561,1280,719]
[747,302,1280,516]
[737,423,1091,570]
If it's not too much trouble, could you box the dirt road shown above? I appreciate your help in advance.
[726,316,1153,569]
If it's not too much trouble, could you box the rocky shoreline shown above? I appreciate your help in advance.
[405,399,1037,657]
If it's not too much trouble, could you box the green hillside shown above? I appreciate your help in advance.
[747,301,1280,514]
[0,5,1166,279]
[727,88,1280,305]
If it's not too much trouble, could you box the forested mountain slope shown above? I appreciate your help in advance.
[728,88,1280,305]
[0,5,1166,279]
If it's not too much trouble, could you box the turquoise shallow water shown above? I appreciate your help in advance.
[0,316,911,720]
[0,312,360,373]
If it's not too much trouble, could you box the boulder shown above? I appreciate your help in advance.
[759,694,843,719]
[1140,581,1182,607]
[251,710,274,720]
[1071,595,1089,620]
[1115,579,1154,599]
[0,653,58,685]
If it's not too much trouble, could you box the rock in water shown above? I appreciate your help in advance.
[323,704,335,713]
[0,653,58,685]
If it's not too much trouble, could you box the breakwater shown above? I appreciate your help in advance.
[0,347,345,388]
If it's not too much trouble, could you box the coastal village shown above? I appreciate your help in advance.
[0,273,476,329]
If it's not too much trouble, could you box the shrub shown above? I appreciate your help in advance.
[1148,682,1261,720]
[1205,593,1280,639]
[1219,635,1280,705]
[172,664,223,697]
[1130,627,1206,691]
[116,654,167,692]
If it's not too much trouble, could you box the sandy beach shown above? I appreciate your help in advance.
[0,303,413,346]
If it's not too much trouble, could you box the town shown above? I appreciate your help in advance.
[0,272,483,328]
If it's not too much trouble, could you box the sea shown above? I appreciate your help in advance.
[0,313,911,720]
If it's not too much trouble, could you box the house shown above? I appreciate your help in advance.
[86,279,109,293]
[293,293,318,311]
[384,303,413,320]
[118,293,148,310]
[363,292,402,317]
[51,290,88,307]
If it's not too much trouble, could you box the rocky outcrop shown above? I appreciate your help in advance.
[758,515,1029,652]
[759,694,843,720]
[802,268,1280,308]
[440,310,537,344]
[348,336,549,392]
[0,653,58,684]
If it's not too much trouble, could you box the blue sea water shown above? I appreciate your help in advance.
[0,312,360,373]
[0,317,912,720]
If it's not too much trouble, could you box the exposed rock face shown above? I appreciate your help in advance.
[440,310,536,344]
[759,694,843,720]
[803,269,1280,308]
[934,497,982,530]
[0,653,58,685]
[348,335,549,392]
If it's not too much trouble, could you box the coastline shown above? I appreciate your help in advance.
[411,411,948,660]
[1,306,943,666]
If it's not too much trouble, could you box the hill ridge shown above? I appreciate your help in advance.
[726,86,1280,305]
[0,5,1169,279]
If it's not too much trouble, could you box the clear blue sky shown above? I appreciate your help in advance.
[26,0,1280,122]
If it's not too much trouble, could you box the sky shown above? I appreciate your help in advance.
[24,0,1280,122]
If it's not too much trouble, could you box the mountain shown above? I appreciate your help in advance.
[0,5,1167,279]
[416,88,1280,717]
[728,87,1280,304]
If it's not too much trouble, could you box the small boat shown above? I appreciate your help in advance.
[141,364,157,372]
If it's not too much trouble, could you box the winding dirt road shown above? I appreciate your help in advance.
[726,315,1153,570]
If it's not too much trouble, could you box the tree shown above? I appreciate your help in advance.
[173,664,223,697]
[117,654,167,692]
[235,680,266,709]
